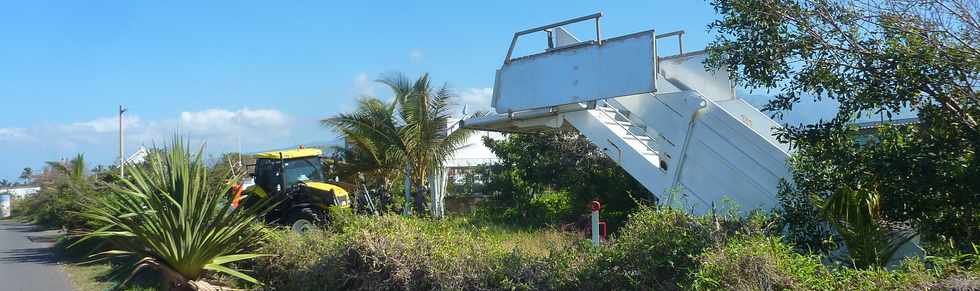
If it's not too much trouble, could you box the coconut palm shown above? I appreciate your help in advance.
[324,73,475,216]
[76,138,274,290]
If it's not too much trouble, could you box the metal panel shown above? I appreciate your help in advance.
[493,31,657,113]
[658,52,735,102]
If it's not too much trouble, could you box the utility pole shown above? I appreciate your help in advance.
[119,105,127,178]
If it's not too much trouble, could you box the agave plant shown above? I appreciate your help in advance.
[76,138,273,289]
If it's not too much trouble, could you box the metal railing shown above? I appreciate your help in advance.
[656,30,685,55]
[504,12,603,64]
[595,99,659,156]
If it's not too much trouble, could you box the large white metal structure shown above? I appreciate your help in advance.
[462,13,792,213]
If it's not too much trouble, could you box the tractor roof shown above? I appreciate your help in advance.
[254,148,322,159]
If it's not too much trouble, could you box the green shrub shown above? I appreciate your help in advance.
[693,236,980,291]
[19,180,94,229]
[577,206,719,290]
[692,236,833,290]
[525,191,574,224]
[9,195,29,218]
[254,214,583,290]
[256,205,979,291]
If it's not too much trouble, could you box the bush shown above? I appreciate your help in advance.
[576,206,720,290]
[254,214,583,290]
[692,236,833,290]
[18,179,96,229]
[692,236,980,291]
[255,205,978,290]
[526,191,575,223]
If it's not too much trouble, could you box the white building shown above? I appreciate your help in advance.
[444,120,504,195]
[0,186,40,199]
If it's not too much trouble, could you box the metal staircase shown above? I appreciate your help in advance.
[593,100,668,169]
[462,13,792,213]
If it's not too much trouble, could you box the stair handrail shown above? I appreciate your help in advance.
[504,12,603,64]
[656,30,685,55]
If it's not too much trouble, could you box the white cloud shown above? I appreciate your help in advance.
[0,127,30,141]
[352,72,375,97]
[179,108,290,139]
[409,49,424,64]
[0,108,329,182]
[4,108,296,154]
[63,116,142,134]
[457,87,493,115]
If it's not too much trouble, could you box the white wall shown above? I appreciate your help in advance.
[0,187,40,199]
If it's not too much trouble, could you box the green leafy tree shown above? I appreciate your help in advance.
[324,73,475,216]
[482,129,653,229]
[708,0,980,253]
[76,138,274,289]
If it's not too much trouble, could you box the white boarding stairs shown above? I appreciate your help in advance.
[461,13,792,213]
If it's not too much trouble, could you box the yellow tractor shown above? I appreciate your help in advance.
[234,148,351,232]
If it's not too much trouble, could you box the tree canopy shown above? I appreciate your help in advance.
[708,0,979,254]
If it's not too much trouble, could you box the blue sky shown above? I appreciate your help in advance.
[0,1,726,180]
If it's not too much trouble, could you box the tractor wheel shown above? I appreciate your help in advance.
[287,208,323,233]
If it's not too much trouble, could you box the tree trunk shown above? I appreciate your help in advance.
[414,182,427,216]
[403,165,412,216]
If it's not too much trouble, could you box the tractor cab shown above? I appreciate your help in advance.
[242,148,350,232]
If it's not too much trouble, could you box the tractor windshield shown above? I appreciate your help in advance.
[283,156,325,187]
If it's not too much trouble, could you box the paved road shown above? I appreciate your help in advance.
[0,220,74,291]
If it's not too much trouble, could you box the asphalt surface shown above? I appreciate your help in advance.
[0,220,74,291]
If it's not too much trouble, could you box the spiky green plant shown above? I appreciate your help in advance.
[76,138,274,289]
[813,185,916,268]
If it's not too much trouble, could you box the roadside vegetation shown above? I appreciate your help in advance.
[5,0,979,290]
[251,206,979,290]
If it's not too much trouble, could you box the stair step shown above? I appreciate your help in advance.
[596,106,618,112]
[596,104,632,118]
[601,120,637,127]
[622,135,654,141]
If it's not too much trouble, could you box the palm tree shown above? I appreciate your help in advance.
[324,73,475,216]
[46,154,87,182]
[19,167,33,185]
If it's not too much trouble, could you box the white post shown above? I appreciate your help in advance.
[118,105,127,178]
[590,200,601,246]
